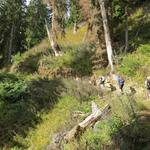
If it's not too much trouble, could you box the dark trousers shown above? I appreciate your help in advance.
[119,84,124,91]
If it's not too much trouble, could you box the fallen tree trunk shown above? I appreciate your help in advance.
[64,102,110,141]
[73,111,89,118]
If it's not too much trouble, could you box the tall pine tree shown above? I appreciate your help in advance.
[0,0,26,63]
[25,0,47,49]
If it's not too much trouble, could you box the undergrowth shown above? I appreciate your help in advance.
[118,43,150,83]
[39,44,95,78]
[64,94,150,150]
[0,72,99,149]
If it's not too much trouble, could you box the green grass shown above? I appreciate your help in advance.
[136,100,150,111]
[57,25,87,47]
[12,85,99,149]
[10,24,88,76]
[39,44,95,78]
[23,96,80,150]
[118,44,150,83]
[10,39,50,73]
[64,115,124,150]
[0,73,66,149]
[64,94,150,150]
[0,71,99,149]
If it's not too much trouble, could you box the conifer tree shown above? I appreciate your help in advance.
[25,0,47,49]
[0,0,26,63]
[69,0,82,34]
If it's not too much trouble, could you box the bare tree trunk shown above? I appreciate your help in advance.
[8,23,14,63]
[106,0,113,40]
[125,6,128,53]
[98,0,114,72]
[51,2,61,56]
[44,1,61,56]
[73,22,77,34]
[45,19,60,56]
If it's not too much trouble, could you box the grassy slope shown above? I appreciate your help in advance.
[57,24,87,47]
[25,96,107,150]
[0,25,90,150]
[1,2,150,149]
[9,25,88,78]
[25,96,80,150]
[117,1,150,81]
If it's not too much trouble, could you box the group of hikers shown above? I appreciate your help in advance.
[98,73,125,92]
[97,73,150,98]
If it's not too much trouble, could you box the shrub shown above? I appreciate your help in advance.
[0,73,28,103]
[71,47,93,76]
[12,52,22,65]
[39,44,94,77]
[137,44,150,55]
[118,54,141,76]
[0,80,28,103]
[64,116,124,150]
[62,78,98,103]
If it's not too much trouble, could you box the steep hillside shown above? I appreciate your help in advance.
[0,1,150,150]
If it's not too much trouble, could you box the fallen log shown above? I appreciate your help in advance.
[64,102,110,141]
[73,111,89,118]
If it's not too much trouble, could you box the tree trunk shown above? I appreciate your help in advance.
[82,22,93,42]
[98,0,114,72]
[125,6,128,53]
[8,23,14,63]
[45,19,60,56]
[45,1,61,56]
[73,22,77,34]
[106,0,113,40]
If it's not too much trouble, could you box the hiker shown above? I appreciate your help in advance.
[145,76,150,98]
[99,76,106,88]
[117,76,125,92]
[113,74,125,92]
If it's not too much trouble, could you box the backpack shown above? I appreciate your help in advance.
[119,78,125,86]
[147,80,150,89]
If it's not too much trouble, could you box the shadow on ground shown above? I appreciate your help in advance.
[111,100,150,150]
[112,118,150,150]
[0,75,64,148]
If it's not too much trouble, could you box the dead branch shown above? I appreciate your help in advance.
[64,102,110,141]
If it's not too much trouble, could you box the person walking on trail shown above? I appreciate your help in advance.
[99,76,106,88]
[145,76,150,98]
[118,76,125,92]
[96,75,106,98]
[113,74,125,92]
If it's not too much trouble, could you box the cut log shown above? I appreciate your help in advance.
[64,102,110,141]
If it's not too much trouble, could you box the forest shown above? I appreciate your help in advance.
[0,0,150,150]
